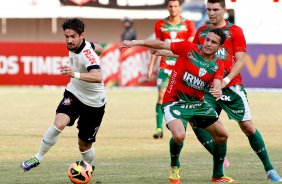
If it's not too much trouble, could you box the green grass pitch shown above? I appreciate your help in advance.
[0,87,281,183]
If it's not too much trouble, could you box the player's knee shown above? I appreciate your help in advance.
[239,120,256,136]
[213,132,228,143]
[173,132,185,144]
[78,141,92,152]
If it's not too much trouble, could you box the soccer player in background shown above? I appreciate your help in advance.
[120,28,236,183]
[191,0,282,182]
[21,18,106,173]
[148,0,196,139]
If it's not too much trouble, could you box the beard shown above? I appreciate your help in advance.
[67,44,77,52]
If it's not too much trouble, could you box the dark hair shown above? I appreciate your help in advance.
[166,0,183,6]
[62,18,84,35]
[122,17,133,25]
[209,28,226,45]
[207,0,226,8]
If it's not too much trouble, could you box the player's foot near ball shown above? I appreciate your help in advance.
[21,156,40,171]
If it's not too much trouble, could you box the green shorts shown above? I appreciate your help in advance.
[204,84,252,122]
[157,68,172,89]
[162,101,219,129]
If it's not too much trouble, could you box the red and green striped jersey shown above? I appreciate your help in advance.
[163,41,224,104]
[155,17,196,70]
[193,20,246,87]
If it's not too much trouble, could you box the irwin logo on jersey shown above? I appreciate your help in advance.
[183,72,205,90]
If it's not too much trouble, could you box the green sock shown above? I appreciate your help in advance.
[170,138,183,167]
[213,142,226,178]
[248,129,273,172]
[156,103,163,129]
[193,127,214,154]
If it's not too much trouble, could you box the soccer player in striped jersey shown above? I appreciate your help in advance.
[148,0,196,139]
[192,0,282,182]
[120,28,236,183]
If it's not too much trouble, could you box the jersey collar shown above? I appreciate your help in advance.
[74,39,86,54]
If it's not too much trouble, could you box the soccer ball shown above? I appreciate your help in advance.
[68,160,94,184]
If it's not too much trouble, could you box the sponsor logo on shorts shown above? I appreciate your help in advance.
[220,95,231,101]
[173,109,181,116]
[205,108,215,116]
[62,97,72,105]
[181,103,202,109]
[232,110,244,114]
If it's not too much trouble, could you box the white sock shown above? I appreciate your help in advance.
[81,146,95,164]
[35,124,61,161]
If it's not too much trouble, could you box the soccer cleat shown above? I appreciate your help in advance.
[169,166,181,184]
[223,158,230,168]
[267,169,282,182]
[20,157,40,171]
[211,176,236,183]
[153,128,163,139]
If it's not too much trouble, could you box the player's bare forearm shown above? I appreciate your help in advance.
[151,49,178,58]
[61,66,103,83]
[120,40,170,50]
[79,69,103,83]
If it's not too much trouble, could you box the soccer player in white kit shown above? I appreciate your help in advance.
[21,18,106,173]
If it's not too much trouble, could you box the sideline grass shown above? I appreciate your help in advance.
[0,87,281,183]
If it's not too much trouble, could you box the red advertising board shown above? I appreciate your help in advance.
[0,41,157,87]
[2,42,281,88]
[0,42,70,86]
[119,45,157,86]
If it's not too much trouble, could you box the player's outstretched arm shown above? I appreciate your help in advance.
[150,49,178,58]
[119,40,170,50]
[61,65,103,83]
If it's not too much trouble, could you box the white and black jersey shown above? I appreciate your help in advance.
[66,39,106,107]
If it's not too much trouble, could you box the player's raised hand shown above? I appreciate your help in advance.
[60,65,74,77]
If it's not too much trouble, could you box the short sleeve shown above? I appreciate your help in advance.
[186,20,196,39]
[232,26,246,53]
[81,49,101,71]
[170,41,196,57]
[155,21,162,40]
[213,59,224,80]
